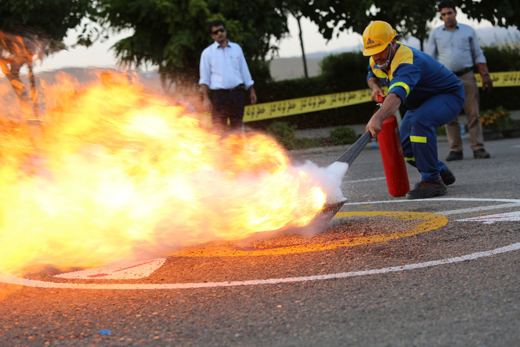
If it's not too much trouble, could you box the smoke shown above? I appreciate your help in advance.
[296,160,349,204]
[267,160,349,238]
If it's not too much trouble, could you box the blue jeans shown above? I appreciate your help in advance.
[400,91,465,182]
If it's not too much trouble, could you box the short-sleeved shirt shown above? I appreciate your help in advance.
[366,42,463,110]
[426,23,486,72]
[199,41,254,90]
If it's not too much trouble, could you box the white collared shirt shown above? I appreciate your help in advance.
[199,41,254,90]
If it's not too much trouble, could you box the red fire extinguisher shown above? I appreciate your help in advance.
[375,96,410,197]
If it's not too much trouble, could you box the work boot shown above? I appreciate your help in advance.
[446,151,463,161]
[441,169,456,186]
[473,148,490,159]
[414,169,455,188]
[406,177,447,200]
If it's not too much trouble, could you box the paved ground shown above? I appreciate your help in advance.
[1,135,520,346]
[295,110,520,139]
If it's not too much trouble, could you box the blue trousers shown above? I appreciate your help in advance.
[400,91,465,182]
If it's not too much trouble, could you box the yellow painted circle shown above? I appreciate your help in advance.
[170,211,448,257]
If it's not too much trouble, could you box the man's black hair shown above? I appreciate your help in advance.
[438,0,456,11]
[209,20,225,33]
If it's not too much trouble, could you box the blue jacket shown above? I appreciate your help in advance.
[367,42,463,110]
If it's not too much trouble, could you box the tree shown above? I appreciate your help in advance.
[366,1,437,51]
[276,0,314,79]
[0,0,92,120]
[92,0,291,93]
[302,0,437,51]
[459,0,520,30]
[294,14,309,79]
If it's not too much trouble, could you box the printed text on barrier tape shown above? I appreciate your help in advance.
[243,71,520,122]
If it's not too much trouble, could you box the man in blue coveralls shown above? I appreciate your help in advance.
[363,21,465,199]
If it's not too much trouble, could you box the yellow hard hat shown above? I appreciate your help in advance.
[362,21,396,56]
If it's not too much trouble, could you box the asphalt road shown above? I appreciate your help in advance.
[1,136,520,346]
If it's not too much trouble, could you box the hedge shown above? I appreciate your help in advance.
[249,45,520,131]
[480,44,520,111]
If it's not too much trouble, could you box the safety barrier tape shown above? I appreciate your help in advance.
[242,71,520,122]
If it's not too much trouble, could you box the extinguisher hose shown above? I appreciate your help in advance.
[335,131,372,165]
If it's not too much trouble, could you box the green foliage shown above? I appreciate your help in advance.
[302,0,436,50]
[265,121,297,150]
[319,52,369,93]
[246,59,273,103]
[480,106,514,130]
[301,0,520,52]
[0,0,92,118]
[300,0,367,41]
[483,45,520,70]
[292,137,323,149]
[250,44,520,132]
[460,0,520,30]
[480,45,520,111]
[0,0,92,41]
[90,0,209,88]
[330,126,357,145]
[94,0,288,89]
[302,0,519,52]
[436,126,447,136]
[250,51,376,131]
[372,1,437,50]
[257,75,322,103]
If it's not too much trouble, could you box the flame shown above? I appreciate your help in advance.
[0,71,332,275]
[1,30,44,121]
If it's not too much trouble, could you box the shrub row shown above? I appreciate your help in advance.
[249,45,520,131]
[265,122,358,150]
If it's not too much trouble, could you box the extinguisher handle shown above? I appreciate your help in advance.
[335,131,372,165]
[373,95,384,114]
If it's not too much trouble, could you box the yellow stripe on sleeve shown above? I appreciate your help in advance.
[389,82,410,96]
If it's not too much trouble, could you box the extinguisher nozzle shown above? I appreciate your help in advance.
[335,131,372,165]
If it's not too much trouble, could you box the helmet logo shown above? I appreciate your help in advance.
[367,38,375,45]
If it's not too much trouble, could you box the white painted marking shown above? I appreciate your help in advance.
[345,177,386,183]
[346,198,520,217]
[457,211,520,224]
[54,258,166,280]
[347,198,520,205]
[439,203,520,216]
[0,243,519,290]
[1,197,519,290]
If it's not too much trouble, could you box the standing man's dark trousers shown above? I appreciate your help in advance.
[209,88,245,135]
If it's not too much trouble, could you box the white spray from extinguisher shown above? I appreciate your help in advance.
[298,160,349,204]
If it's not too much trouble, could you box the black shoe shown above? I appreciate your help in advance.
[407,177,447,199]
[441,169,456,186]
[446,151,463,161]
[473,148,490,159]
[414,169,455,189]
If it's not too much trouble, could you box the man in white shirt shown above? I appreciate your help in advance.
[199,20,257,135]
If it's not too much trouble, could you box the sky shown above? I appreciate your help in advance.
[19,12,500,73]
